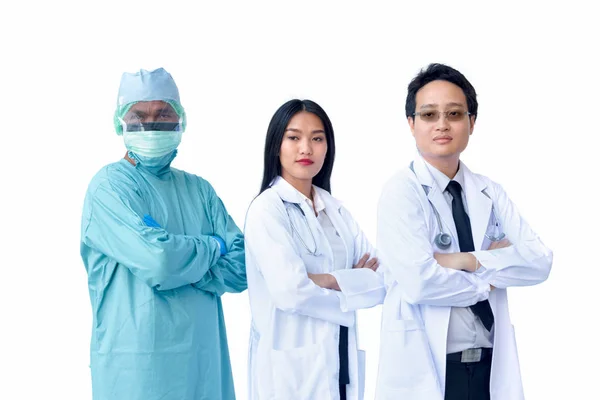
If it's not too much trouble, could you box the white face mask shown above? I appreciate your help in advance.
[123,130,182,158]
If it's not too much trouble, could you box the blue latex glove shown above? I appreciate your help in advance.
[212,235,227,256]
[143,214,161,228]
[143,215,225,257]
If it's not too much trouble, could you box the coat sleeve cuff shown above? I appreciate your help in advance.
[331,269,386,312]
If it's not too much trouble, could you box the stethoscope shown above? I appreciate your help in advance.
[427,199,506,249]
[410,162,505,249]
[284,202,319,256]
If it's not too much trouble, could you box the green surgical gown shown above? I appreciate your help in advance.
[80,156,247,400]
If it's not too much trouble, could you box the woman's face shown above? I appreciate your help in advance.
[279,111,328,187]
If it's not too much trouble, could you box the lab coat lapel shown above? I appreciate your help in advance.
[298,200,321,245]
[269,176,305,204]
[316,187,351,269]
[413,157,459,246]
[462,163,492,251]
[271,176,322,255]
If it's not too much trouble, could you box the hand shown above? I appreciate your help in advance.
[307,273,340,291]
[211,235,227,256]
[143,214,161,228]
[353,253,379,271]
[487,238,511,250]
[434,252,478,272]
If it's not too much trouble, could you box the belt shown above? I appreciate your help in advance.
[447,347,493,363]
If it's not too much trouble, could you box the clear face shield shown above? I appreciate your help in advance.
[119,101,184,158]
[120,100,183,133]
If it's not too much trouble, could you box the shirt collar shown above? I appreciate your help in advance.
[270,176,325,212]
[302,187,326,213]
[423,159,466,192]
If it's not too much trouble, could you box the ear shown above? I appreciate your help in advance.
[408,116,416,137]
[469,115,476,135]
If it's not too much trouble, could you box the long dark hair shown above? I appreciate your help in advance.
[259,99,336,194]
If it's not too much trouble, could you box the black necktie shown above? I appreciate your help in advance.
[339,325,349,386]
[446,180,495,332]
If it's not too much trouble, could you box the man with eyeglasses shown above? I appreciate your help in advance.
[80,68,247,399]
[375,63,553,400]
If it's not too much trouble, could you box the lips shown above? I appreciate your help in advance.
[433,135,453,143]
[297,159,314,165]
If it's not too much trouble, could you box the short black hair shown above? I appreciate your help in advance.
[405,63,478,120]
[259,99,336,194]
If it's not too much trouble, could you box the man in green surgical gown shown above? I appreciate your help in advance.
[80,67,247,400]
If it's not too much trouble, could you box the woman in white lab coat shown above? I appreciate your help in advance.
[244,99,386,400]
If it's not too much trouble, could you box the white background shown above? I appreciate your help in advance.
[1,1,598,399]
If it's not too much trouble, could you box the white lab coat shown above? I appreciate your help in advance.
[245,177,386,400]
[375,156,553,400]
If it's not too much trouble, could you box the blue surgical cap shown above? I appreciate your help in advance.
[113,68,187,135]
[117,68,181,106]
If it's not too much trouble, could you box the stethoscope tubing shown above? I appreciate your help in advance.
[286,202,319,256]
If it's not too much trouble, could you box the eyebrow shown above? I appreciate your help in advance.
[420,102,466,109]
[128,108,175,117]
[285,128,325,134]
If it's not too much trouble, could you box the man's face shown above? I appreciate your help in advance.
[123,101,179,125]
[408,80,475,163]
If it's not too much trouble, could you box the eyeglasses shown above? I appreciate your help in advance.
[413,110,471,123]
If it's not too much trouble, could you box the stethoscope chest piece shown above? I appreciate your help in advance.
[435,232,452,249]
[485,231,505,242]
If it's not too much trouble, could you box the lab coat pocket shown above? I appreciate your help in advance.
[378,319,438,392]
[271,342,332,399]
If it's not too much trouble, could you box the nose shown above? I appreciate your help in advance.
[435,113,450,131]
[299,137,313,155]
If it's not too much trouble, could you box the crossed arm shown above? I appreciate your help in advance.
[376,177,553,307]
[433,239,513,290]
